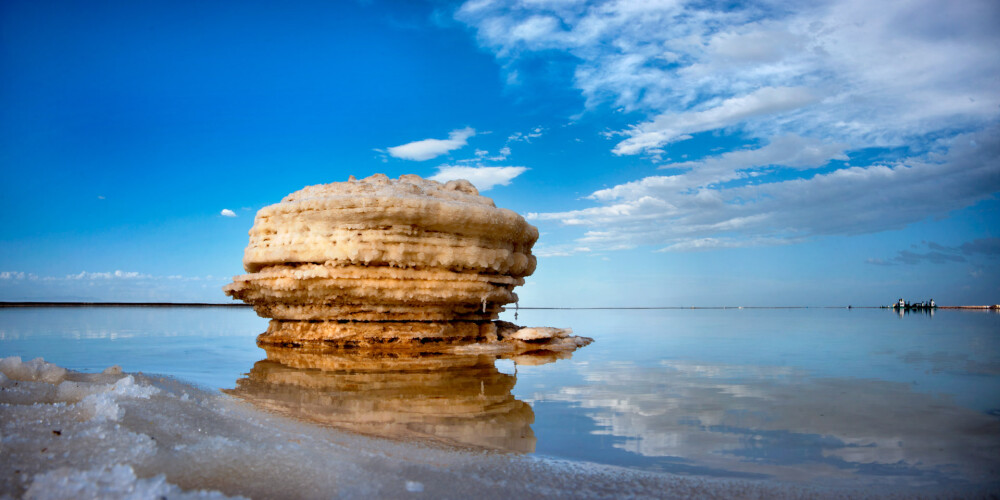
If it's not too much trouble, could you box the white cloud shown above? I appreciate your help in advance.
[387,127,476,161]
[220,209,237,217]
[428,165,528,191]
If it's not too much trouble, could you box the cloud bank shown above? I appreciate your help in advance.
[528,126,1000,251]
[0,270,229,302]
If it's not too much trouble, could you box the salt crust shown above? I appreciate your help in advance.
[0,356,889,499]
[25,465,245,500]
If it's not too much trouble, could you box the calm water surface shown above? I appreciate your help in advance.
[1,306,998,490]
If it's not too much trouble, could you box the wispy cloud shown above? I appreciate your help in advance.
[528,127,1000,251]
[0,271,37,280]
[462,147,510,163]
[387,127,476,161]
[220,209,237,217]
[457,0,1000,252]
[870,238,1000,266]
[614,87,819,156]
[1,270,226,282]
[458,0,999,145]
[65,270,153,280]
[531,245,596,258]
[507,127,544,143]
[428,165,528,192]
[590,134,848,198]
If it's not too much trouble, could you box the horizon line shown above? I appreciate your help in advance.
[0,301,996,310]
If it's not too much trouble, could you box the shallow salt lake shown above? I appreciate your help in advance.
[1,306,999,494]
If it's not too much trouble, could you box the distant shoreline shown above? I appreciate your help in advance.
[0,301,250,308]
[0,302,996,310]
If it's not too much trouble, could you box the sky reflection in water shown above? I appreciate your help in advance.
[0,306,997,489]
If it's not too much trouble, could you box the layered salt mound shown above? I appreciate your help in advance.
[224,174,537,322]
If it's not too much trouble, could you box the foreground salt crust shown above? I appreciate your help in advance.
[2,356,843,499]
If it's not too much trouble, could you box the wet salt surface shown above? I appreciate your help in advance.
[1,306,999,498]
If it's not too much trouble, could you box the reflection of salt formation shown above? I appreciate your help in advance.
[225,344,555,453]
[223,174,591,350]
[538,360,1000,486]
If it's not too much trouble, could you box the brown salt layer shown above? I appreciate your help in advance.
[225,264,519,321]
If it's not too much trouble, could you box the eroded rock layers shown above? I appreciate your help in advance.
[224,174,538,326]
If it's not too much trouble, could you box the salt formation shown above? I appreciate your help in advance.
[224,174,592,350]
[226,346,543,452]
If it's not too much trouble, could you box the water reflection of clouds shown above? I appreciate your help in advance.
[0,327,135,341]
[534,360,1000,486]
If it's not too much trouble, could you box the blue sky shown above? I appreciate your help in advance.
[1,0,997,306]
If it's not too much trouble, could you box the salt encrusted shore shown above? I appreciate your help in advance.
[4,356,971,499]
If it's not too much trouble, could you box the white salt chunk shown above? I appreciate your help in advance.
[25,464,246,500]
[507,327,572,341]
[0,357,67,384]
